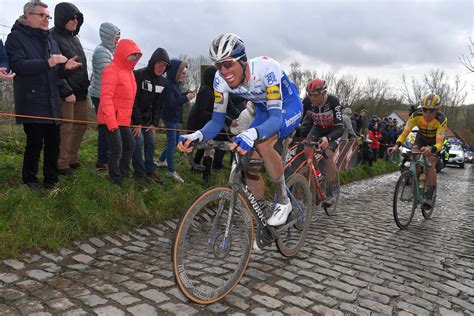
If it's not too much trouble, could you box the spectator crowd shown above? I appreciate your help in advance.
[0,1,403,191]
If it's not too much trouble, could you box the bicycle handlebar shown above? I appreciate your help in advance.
[190,140,233,151]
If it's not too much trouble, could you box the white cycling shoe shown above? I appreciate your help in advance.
[267,202,292,226]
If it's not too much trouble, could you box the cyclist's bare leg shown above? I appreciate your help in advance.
[324,148,336,182]
[412,145,422,175]
[243,151,265,199]
[255,135,289,204]
[425,154,436,187]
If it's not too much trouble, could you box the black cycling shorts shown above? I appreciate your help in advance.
[414,133,435,148]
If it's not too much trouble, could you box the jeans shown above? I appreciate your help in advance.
[58,99,88,169]
[132,128,156,177]
[106,126,135,185]
[159,121,179,172]
[22,123,60,185]
[91,97,109,165]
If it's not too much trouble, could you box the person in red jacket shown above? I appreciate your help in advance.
[368,121,382,163]
[97,39,142,186]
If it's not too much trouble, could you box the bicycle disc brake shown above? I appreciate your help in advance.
[212,232,232,259]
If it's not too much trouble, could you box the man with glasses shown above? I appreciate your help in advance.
[178,33,303,228]
[299,78,344,206]
[5,1,81,191]
[50,2,89,176]
[389,94,447,209]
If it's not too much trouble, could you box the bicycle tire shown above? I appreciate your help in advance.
[323,168,340,216]
[173,186,254,304]
[393,170,417,229]
[421,187,436,219]
[276,173,312,257]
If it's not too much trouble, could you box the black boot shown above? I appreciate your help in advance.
[202,156,213,183]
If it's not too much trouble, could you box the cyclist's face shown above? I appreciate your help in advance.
[309,92,326,107]
[216,59,243,88]
[422,108,436,122]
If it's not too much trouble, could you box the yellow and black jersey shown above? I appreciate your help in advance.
[396,109,447,152]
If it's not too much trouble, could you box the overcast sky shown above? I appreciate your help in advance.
[1,0,473,103]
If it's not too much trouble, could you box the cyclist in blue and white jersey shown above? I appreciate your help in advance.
[178,33,303,227]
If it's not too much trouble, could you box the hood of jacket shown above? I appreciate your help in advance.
[53,2,83,36]
[167,59,188,84]
[113,39,142,70]
[146,47,171,76]
[99,22,120,51]
[202,66,217,87]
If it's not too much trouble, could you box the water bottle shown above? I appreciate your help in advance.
[418,173,426,190]
[315,169,323,183]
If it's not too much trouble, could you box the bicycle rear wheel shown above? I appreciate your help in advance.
[322,168,340,216]
[277,173,312,257]
[173,186,253,304]
[393,170,417,229]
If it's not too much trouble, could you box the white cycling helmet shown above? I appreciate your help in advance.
[209,33,247,63]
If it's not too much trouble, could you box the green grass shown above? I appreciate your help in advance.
[340,159,400,185]
[0,124,398,258]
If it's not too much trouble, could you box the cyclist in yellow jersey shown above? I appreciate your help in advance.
[389,94,447,209]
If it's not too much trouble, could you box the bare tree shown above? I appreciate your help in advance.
[460,37,474,73]
[400,74,425,105]
[332,74,362,106]
[288,61,304,92]
[399,68,467,108]
[179,54,211,92]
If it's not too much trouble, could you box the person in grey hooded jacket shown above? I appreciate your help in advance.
[89,22,120,170]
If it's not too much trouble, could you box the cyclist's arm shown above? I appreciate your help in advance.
[395,116,416,146]
[298,112,313,138]
[433,116,448,153]
[325,99,344,142]
[251,64,284,140]
[199,73,229,141]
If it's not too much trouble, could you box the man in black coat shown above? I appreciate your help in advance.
[5,1,80,190]
[50,2,89,175]
[131,47,170,184]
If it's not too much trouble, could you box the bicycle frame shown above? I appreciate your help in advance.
[197,139,307,250]
[303,145,327,203]
[285,141,327,204]
[407,150,429,205]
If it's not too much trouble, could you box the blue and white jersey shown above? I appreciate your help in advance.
[201,56,302,142]
[213,56,297,114]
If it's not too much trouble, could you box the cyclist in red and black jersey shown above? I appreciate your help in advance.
[299,78,343,204]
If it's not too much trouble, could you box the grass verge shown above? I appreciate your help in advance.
[0,124,398,258]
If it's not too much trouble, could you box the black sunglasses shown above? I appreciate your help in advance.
[422,108,436,113]
[69,15,78,21]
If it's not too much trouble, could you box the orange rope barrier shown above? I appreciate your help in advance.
[0,113,234,136]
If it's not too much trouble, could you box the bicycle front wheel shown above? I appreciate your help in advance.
[393,170,417,229]
[277,173,312,257]
[173,186,254,304]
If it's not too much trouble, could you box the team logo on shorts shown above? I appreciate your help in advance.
[214,91,224,104]
[266,85,281,100]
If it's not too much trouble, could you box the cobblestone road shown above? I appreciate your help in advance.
[1,165,473,315]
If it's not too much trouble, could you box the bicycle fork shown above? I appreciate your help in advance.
[207,190,236,253]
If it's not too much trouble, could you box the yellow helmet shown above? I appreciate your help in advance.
[422,94,441,110]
